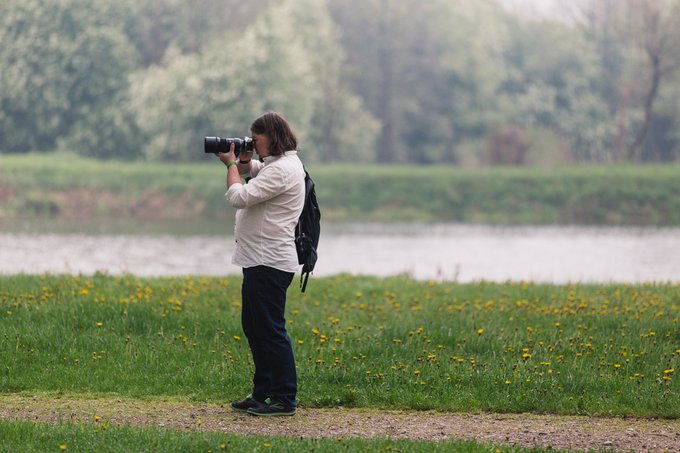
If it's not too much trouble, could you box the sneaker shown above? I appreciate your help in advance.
[231,395,267,413]
[246,400,296,417]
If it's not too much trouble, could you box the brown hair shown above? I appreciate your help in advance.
[250,112,298,156]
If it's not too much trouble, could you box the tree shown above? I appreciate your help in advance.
[499,17,615,162]
[129,0,378,162]
[129,1,317,161]
[287,0,379,162]
[0,0,140,155]
[329,0,509,163]
[579,0,680,161]
[125,0,274,67]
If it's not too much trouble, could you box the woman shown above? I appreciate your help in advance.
[216,112,305,416]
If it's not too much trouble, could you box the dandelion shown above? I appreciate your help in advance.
[233,335,241,341]
[94,415,101,422]
[477,328,484,335]
[664,369,674,375]
[297,339,304,345]
[96,322,103,328]
[59,445,67,451]
[311,328,320,335]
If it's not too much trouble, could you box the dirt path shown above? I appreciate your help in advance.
[1,395,679,452]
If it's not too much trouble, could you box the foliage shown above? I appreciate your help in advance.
[0,0,140,157]
[128,0,376,162]
[0,274,678,417]
[2,0,680,162]
[499,19,615,162]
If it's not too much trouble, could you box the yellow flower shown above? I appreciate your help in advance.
[96,322,103,328]
[59,445,67,451]
[233,335,241,341]
[311,328,320,335]
[94,415,101,422]
[663,369,674,374]
[477,328,484,335]
[297,339,304,345]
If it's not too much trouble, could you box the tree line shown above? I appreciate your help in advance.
[1,0,679,164]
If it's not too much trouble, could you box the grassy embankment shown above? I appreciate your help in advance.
[1,153,680,230]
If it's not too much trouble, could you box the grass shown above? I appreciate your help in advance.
[2,153,680,227]
[0,419,569,453]
[1,274,678,418]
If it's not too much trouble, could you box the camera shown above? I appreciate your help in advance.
[204,136,254,157]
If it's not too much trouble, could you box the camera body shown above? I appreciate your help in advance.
[204,136,254,157]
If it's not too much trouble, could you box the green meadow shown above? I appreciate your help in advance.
[1,274,678,417]
[2,154,680,228]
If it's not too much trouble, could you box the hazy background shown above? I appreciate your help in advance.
[2,0,680,165]
[2,0,679,282]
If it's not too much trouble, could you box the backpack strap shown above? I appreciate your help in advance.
[300,271,310,293]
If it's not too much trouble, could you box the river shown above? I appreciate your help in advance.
[1,224,679,283]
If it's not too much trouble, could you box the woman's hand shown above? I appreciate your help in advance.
[238,149,254,163]
[215,143,236,166]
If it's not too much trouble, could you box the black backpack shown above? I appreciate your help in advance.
[295,169,321,292]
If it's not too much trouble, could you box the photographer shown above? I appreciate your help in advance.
[215,112,305,416]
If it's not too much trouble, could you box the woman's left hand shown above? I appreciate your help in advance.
[215,143,237,166]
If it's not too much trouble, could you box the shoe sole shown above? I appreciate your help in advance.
[246,409,296,417]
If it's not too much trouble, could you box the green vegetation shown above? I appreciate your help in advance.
[1,154,679,227]
[2,0,680,163]
[0,419,565,453]
[1,274,678,417]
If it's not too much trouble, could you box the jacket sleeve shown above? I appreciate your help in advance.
[225,165,288,209]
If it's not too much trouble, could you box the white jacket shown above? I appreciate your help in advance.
[225,151,305,272]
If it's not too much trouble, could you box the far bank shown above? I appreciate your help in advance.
[1,154,679,228]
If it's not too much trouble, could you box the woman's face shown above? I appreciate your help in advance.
[252,132,270,158]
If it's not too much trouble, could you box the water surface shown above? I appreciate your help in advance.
[2,224,678,283]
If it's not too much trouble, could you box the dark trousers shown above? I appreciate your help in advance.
[241,265,297,407]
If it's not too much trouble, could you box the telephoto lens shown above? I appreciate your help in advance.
[204,136,253,157]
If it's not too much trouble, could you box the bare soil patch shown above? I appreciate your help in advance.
[1,395,679,452]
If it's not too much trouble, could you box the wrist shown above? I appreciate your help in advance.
[226,161,237,168]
